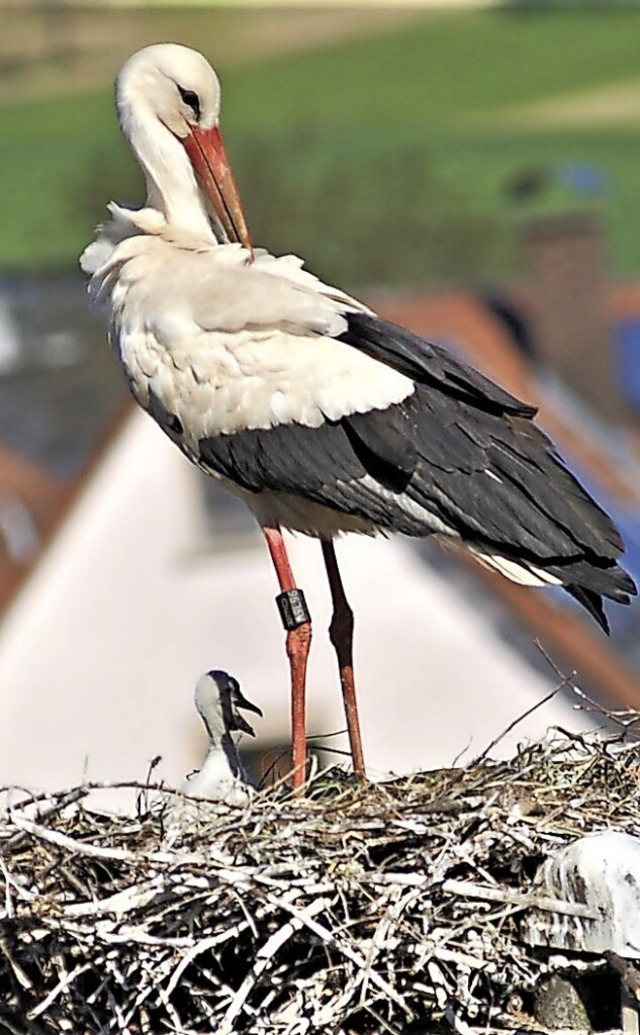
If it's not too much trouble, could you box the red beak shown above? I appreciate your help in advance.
[182,125,252,251]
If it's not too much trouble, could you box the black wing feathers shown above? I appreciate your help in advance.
[199,421,426,534]
[197,311,635,628]
[344,410,415,490]
[341,312,538,418]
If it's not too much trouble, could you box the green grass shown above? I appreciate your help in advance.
[223,9,640,133]
[3,8,640,278]
[1,91,122,269]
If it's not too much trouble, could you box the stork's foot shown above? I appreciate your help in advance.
[321,541,366,781]
[277,587,313,790]
[285,619,312,791]
[262,527,313,793]
[333,655,365,780]
[327,601,365,778]
[277,587,310,786]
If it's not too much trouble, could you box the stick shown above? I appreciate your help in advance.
[442,878,598,919]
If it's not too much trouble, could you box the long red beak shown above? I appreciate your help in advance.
[182,125,252,250]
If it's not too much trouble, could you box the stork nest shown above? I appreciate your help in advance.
[2,711,640,1034]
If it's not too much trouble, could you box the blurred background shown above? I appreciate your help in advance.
[1,0,640,799]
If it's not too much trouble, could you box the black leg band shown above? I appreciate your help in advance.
[276,588,311,631]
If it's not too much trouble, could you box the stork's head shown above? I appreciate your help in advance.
[195,670,263,739]
[116,43,251,247]
[117,44,222,138]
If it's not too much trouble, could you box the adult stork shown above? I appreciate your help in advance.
[82,44,635,789]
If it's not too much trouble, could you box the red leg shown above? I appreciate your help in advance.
[321,540,366,779]
[263,526,312,791]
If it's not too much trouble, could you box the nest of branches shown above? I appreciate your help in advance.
[1,720,640,1035]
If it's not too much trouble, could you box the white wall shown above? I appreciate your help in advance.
[0,412,591,802]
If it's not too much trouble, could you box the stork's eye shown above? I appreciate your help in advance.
[177,85,201,121]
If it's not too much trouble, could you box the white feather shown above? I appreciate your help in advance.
[469,548,561,587]
[85,220,414,443]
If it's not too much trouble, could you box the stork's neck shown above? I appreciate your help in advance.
[206,732,245,780]
[120,102,215,241]
[198,701,227,746]
[197,699,246,780]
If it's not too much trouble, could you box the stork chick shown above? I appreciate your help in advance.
[181,670,262,804]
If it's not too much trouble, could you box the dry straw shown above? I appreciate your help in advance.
[1,691,640,1034]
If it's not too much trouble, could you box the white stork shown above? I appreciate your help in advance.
[82,44,636,790]
[180,669,261,803]
[163,670,261,840]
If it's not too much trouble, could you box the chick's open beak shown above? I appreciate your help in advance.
[230,687,263,738]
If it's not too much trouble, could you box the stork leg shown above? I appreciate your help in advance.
[262,526,312,791]
[321,539,366,780]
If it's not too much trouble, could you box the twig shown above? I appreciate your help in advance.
[28,961,92,1019]
[8,813,203,866]
[442,878,598,919]
[473,672,568,764]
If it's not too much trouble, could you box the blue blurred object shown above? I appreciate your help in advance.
[505,161,610,203]
[615,319,640,411]
[557,162,610,196]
